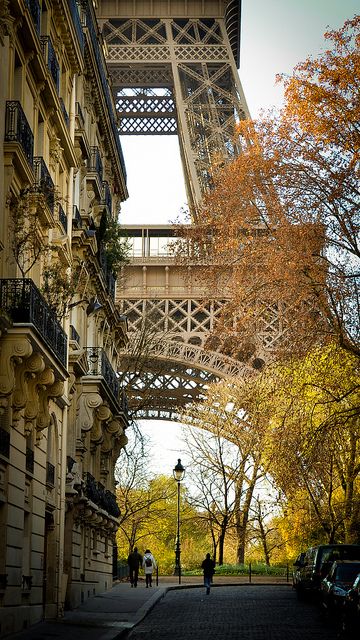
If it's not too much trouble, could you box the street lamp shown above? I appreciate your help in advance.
[173,458,185,584]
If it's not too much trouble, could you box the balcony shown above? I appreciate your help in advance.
[0,279,67,368]
[75,101,85,128]
[4,101,34,168]
[84,347,123,408]
[25,0,41,35]
[72,205,82,230]
[58,203,68,233]
[33,156,55,214]
[98,248,116,298]
[101,181,112,214]
[84,473,120,518]
[40,36,60,93]
[88,146,103,181]
[68,0,84,51]
[84,5,127,185]
[59,98,69,128]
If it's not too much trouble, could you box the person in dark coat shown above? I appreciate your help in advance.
[127,547,143,587]
[201,553,215,595]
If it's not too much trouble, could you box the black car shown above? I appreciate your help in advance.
[342,573,360,636]
[320,561,360,618]
[293,552,306,589]
[293,544,360,599]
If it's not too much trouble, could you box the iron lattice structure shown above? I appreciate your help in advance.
[99,0,249,210]
[97,3,281,419]
[116,226,287,421]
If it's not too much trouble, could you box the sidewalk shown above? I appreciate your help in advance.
[10,575,291,640]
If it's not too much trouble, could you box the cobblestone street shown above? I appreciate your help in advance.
[125,585,338,640]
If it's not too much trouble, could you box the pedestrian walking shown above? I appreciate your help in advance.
[201,552,215,595]
[127,546,143,588]
[142,549,157,587]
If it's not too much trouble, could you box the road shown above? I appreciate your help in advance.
[125,584,338,640]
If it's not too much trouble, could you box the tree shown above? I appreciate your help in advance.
[182,423,240,564]
[98,213,130,275]
[176,16,360,362]
[254,344,360,544]
[181,380,268,564]
[246,494,283,566]
[41,257,84,318]
[115,424,168,552]
[115,425,208,570]
[8,188,48,277]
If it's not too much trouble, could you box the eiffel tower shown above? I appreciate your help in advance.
[97,2,264,419]
[98,0,249,213]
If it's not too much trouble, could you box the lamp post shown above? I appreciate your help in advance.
[173,458,185,584]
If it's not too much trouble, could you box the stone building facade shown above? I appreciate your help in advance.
[0,0,129,634]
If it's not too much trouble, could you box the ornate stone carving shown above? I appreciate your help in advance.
[65,460,83,496]
[49,136,64,169]
[77,392,102,432]
[0,0,14,45]
[90,403,111,445]
[101,418,123,454]
[23,366,54,435]
[0,336,33,410]
[37,379,64,433]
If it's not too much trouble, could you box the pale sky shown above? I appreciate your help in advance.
[119,0,359,474]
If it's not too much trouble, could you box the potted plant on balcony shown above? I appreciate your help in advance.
[97,214,130,277]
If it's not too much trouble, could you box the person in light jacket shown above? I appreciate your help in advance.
[142,549,157,587]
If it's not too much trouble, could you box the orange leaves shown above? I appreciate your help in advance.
[174,16,360,363]
[280,15,360,154]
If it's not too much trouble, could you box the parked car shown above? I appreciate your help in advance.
[293,552,306,589]
[341,573,360,636]
[320,561,360,619]
[293,544,360,599]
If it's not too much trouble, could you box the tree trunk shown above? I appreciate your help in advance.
[235,462,261,564]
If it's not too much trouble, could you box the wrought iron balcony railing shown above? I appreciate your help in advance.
[72,204,82,229]
[4,101,34,167]
[40,36,60,93]
[59,97,69,128]
[98,247,116,299]
[69,0,84,51]
[84,473,120,518]
[89,146,103,182]
[58,203,68,233]
[101,181,112,213]
[75,101,85,128]
[0,279,67,368]
[33,156,55,213]
[85,347,122,405]
[0,428,10,458]
[84,5,127,182]
[25,0,41,34]
[70,324,81,345]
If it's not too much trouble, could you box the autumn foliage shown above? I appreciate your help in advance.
[177,16,360,363]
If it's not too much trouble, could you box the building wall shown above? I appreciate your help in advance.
[0,1,129,634]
